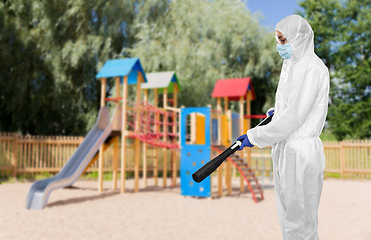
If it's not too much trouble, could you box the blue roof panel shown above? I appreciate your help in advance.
[96,58,147,84]
[171,75,177,83]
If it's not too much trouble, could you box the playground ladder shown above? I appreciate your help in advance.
[142,144,159,186]
[143,143,178,188]
[211,145,264,203]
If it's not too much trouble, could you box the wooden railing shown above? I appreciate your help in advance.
[0,132,370,179]
[322,140,371,178]
[0,132,175,179]
[246,140,371,180]
[0,133,84,178]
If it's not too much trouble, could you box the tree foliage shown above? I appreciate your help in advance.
[299,0,371,140]
[130,0,281,118]
[0,0,137,135]
[0,0,282,135]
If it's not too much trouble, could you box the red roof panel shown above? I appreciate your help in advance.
[211,78,256,101]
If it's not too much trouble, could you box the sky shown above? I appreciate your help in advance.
[246,0,304,29]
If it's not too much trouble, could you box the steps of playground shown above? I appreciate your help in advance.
[211,144,265,200]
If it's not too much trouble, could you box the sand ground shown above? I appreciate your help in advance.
[0,177,370,240]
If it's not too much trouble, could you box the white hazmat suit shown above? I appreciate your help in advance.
[246,15,330,240]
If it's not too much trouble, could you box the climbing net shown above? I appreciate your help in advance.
[126,101,180,149]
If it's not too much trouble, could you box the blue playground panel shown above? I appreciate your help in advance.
[211,113,239,145]
[211,118,218,145]
[232,112,240,141]
[180,107,211,197]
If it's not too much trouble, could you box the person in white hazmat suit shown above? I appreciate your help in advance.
[237,15,330,239]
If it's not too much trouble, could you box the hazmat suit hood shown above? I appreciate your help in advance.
[275,15,314,64]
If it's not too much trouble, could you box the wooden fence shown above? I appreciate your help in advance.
[0,132,370,179]
[247,140,371,180]
[0,132,175,179]
[322,140,371,179]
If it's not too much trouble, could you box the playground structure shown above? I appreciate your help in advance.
[180,78,265,202]
[26,57,269,210]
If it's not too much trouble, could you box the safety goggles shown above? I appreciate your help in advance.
[275,35,287,45]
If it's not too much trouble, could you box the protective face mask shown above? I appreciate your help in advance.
[276,43,292,59]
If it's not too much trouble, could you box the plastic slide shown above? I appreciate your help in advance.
[26,106,121,210]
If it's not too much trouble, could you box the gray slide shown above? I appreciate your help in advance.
[26,106,122,210]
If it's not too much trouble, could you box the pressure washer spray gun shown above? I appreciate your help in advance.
[192,114,273,183]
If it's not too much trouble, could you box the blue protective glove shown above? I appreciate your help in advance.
[237,134,254,151]
[266,107,275,117]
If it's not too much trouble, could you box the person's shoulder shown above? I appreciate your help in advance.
[313,55,328,73]
[305,56,330,87]
[309,55,328,72]
[297,54,328,74]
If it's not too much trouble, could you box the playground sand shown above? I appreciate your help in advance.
[0,177,370,240]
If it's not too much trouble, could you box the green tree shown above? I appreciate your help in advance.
[299,0,371,140]
[0,0,282,135]
[130,0,281,120]
[0,0,137,135]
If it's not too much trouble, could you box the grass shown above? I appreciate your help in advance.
[320,128,338,141]
[237,171,343,179]
[0,170,364,184]
[34,172,53,180]
[0,174,29,184]
[81,171,125,181]
[0,170,180,184]
[81,170,179,181]
[236,170,347,180]
[324,172,341,179]
[0,176,16,184]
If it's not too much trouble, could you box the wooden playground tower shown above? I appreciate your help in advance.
[95,58,181,193]
[94,58,263,202]
[210,78,264,200]
[181,78,264,202]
